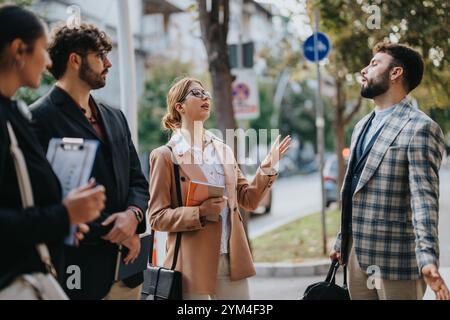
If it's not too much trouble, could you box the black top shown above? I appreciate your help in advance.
[30,86,149,299]
[0,94,69,290]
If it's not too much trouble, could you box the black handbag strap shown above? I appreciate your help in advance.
[149,146,183,270]
[326,259,347,287]
[343,264,347,287]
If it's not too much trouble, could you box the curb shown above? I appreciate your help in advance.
[254,260,336,278]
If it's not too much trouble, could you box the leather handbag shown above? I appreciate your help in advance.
[0,121,68,300]
[143,146,183,300]
[302,259,350,300]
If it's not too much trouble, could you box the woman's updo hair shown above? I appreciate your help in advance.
[162,77,204,131]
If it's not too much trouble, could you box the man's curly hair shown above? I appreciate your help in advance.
[48,23,112,79]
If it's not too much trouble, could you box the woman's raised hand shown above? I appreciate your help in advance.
[261,135,292,169]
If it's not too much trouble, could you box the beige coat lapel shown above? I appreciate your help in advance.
[167,139,208,183]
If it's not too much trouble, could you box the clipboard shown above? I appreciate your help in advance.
[46,138,99,245]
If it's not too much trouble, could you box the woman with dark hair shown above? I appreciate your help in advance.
[0,5,106,299]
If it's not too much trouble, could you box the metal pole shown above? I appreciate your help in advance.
[116,0,138,146]
[314,8,327,255]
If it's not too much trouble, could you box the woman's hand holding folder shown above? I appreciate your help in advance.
[199,196,228,220]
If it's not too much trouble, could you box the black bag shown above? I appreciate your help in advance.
[302,260,350,300]
[143,146,183,300]
[144,230,182,300]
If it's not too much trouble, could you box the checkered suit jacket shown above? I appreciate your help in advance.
[334,99,445,280]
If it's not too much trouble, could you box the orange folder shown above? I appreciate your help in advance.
[186,180,225,206]
[186,180,225,221]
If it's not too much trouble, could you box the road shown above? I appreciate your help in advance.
[248,172,322,239]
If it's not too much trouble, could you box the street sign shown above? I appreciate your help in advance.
[303,32,331,62]
[231,69,260,121]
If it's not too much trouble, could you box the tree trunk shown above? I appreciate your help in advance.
[198,0,236,138]
[209,64,236,135]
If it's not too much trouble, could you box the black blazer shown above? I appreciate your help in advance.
[0,95,69,290]
[30,86,149,299]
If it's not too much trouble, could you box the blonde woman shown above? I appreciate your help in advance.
[148,77,291,299]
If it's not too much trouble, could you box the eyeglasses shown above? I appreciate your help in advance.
[75,50,109,62]
[95,50,109,62]
[181,89,212,102]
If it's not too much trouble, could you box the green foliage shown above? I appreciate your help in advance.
[317,0,450,129]
[14,73,55,105]
[430,108,450,136]
[279,82,335,151]
[0,0,33,6]
[252,210,340,262]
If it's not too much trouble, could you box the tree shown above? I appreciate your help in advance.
[315,0,450,198]
[197,0,236,137]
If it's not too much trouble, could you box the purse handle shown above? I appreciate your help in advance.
[6,121,58,278]
[326,259,348,288]
[149,145,182,270]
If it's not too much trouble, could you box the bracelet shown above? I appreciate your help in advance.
[129,207,143,223]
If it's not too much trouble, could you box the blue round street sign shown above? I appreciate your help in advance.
[303,32,331,62]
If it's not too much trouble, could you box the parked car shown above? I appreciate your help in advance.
[323,154,348,208]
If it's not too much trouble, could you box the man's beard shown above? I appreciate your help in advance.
[79,57,107,90]
[360,69,390,99]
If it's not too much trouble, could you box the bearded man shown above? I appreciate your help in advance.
[329,43,449,300]
[30,23,149,300]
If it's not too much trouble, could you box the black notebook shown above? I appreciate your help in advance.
[114,234,152,281]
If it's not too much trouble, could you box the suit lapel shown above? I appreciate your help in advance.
[354,102,412,194]
[96,102,113,145]
[342,112,374,190]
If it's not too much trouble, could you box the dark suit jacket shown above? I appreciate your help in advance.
[0,95,69,290]
[30,86,149,299]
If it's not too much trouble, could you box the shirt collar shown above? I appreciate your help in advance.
[374,97,408,116]
[169,129,217,156]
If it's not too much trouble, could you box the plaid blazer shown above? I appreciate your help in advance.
[334,100,445,280]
